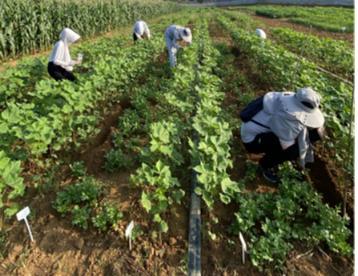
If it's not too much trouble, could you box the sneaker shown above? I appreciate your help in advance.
[259,166,280,184]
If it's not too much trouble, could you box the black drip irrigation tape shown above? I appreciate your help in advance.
[188,137,201,276]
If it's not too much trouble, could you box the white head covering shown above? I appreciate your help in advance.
[255,29,266,39]
[60,28,80,45]
[49,28,80,71]
[179,27,192,44]
[280,87,324,128]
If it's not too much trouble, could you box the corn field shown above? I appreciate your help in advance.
[0,0,180,61]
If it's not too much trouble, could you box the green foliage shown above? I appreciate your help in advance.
[190,20,239,209]
[53,177,101,215]
[231,163,352,271]
[250,5,353,32]
[70,161,87,178]
[53,177,123,231]
[0,151,25,217]
[92,203,123,232]
[271,27,353,80]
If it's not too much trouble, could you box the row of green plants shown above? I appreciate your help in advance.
[271,27,353,80]
[130,35,199,233]
[213,12,352,271]
[246,5,353,32]
[0,17,182,217]
[189,20,239,209]
[231,163,351,271]
[0,0,181,60]
[218,14,354,178]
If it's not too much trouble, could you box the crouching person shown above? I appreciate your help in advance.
[240,88,325,183]
[133,20,151,42]
[164,25,192,67]
[48,28,82,82]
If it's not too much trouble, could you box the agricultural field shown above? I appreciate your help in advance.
[0,3,354,275]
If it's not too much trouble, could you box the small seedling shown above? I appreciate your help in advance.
[16,207,34,242]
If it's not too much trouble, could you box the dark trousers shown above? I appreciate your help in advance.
[243,132,299,169]
[48,62,76,82]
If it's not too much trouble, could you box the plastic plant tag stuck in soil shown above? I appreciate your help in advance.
[125,221,134,250]
[239,232,247,264]
[16,206,34,242]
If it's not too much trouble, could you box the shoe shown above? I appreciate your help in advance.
[259,166,279,184]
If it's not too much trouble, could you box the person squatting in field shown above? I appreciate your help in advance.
[133,20,151,42]
[48,28,82,82]
[164,25,192,67]
[240,87,325,183]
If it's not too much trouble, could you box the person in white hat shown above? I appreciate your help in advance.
[48,28,82,81]
[164,25,192,67]
[133,20,151,42]
[255,28,267,40]
[240,87,325,183]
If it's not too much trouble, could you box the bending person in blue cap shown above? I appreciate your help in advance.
[240,87,325,183]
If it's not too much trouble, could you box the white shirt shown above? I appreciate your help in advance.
[133,21,150,39]
[241,109,295,149]
[49,28,80,71]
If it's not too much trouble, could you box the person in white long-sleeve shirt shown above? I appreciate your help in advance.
[133,20,151,42]
[48,28,82,81]
[165,25,192,67]
[240,88,325,183]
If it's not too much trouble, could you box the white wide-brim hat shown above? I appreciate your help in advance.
[179,27,192,44]
[280,88,325,128]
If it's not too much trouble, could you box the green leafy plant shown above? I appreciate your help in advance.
[92,203,123,232]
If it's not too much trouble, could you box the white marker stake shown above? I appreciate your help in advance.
[16,207,34,242]
[125,221,134,250]
[239,232,247,264]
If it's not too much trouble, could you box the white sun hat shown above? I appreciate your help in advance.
[280,87,325,128]
[179,27,192,44]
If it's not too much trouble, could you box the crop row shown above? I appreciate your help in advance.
[0,0,180,61]
[217,14,354,178]
[271,27,353,80]
[247,5,353,32]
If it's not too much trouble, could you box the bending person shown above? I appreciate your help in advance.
[164,25,192,67]
[240,87,325,183]
[48,28,82,82]
[133,20,151,42]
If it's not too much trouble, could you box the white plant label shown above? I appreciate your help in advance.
[239,232,247,264]
[16,207,34,242]
[125,221,134,250]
